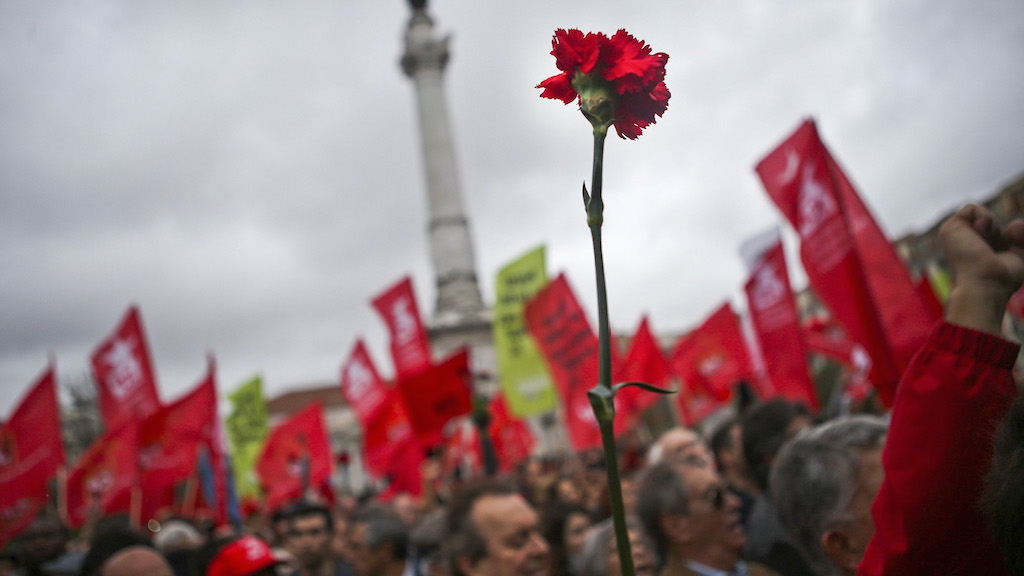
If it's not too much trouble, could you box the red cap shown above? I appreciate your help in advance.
[208,536,281,576]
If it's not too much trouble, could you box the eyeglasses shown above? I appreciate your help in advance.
[698,484,727,511]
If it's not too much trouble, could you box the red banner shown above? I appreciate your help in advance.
[615,316,672,427]
[136,361,217,522]
[668,302,753,405]
[524,273,603,451]
[66,423,138,528]
[916,277,944,323]
[742,232,818,410]
[0,495,46,549]
[396,349,473,447]
[755,119,929,405]
[0,366,65,546]
[371,276,432,378]
[91,306,162,431]
[362,393,423,496]
[826,149,935,371]
[256,403,333,513]
[669,348,728,427]
[339,340,390,425]
[489,394,536,472]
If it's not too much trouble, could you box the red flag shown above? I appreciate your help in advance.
[0,366,65,547]
[136,361,217,522]
[65,424,138,528]
[524,273,602,451]
[0,495,46,549]
[396,349,473,447]
[488,395,536,472]
[615,316,672,427]
[91,306,162,431]
[256,403,333,513]
[802,320,874,403]
[371,276,432,378]
[339,340,390,425]
[442,422,481,479]
[741,231,819,410]
[669,350,727,428]
[362,394,423,496]
[755,119,925,405]
[668,303,753,404]
[916,277,944,323]
[826,149,935,369]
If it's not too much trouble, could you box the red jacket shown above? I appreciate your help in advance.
[860,323,1017,575]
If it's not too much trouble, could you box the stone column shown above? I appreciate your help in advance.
[401,3,487,331]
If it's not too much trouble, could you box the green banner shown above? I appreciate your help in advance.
[493,245,558,417]
[226,376,269,499]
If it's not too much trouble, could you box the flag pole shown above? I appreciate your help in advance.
[130,486,142,528]
[182,473,198,517]
[56,466,68,524]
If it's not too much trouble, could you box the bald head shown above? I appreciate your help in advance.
[101,546,173,576]
[647,427,712,467]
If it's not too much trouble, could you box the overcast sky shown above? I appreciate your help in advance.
[3,0,1023,417]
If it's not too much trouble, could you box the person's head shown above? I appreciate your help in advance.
[78,525,153,576]
[444,477,549,576]
[204,535,286,576]
[284,502,334,571]
[770,415,887,575]
[708,418,749,488]
[410,510,446,576]
[17,516,68,568]
[540,503,595,576]
[347,505,409,576]
[635,460,744,570]
[984,390,1024,576]
[741,398,812,492]
[390,492,419,527]
[646,428,711,468]
[547,474,583,507]
[575,517,656,576]
[152,519,204,554]
[99,546,173,576]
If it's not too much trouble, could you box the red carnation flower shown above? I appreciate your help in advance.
[538,29,670,140]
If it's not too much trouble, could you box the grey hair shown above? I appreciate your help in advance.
[634,461,691,552]
[770,415,887,575]
[575,517,651,576]
[353,505,410,561]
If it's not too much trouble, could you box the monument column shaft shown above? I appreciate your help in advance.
[402,9,486,325]
[410,67,477,283]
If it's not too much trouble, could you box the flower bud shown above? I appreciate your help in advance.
[572,71,616,133]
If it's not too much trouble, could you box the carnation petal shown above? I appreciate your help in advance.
[537,74,578,104]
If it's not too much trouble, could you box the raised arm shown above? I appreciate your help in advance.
[859,204,1023,576]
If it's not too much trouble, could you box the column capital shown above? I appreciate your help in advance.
[401,9,450,77]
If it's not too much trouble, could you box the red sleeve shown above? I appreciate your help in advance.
[859,323,1018,576]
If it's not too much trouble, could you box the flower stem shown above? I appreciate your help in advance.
[585,128,636,576]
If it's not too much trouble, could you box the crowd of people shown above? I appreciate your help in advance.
[3,203,1023,576]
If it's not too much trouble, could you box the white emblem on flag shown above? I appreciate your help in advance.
[751,263,786,311]
[391,297,418,345]
[797,163,837,237]
[344,359,373,398]
[777,149,800,185]
[102,337,144,400]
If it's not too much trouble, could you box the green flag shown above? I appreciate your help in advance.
[226,376,269,499]
[493,245,558,417]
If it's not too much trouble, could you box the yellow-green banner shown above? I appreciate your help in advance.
[225,376,269,499]
[493,245,558,417]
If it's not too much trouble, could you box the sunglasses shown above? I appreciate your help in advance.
[699,484,728,511]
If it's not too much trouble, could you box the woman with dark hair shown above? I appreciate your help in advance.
[540,503,596,576]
